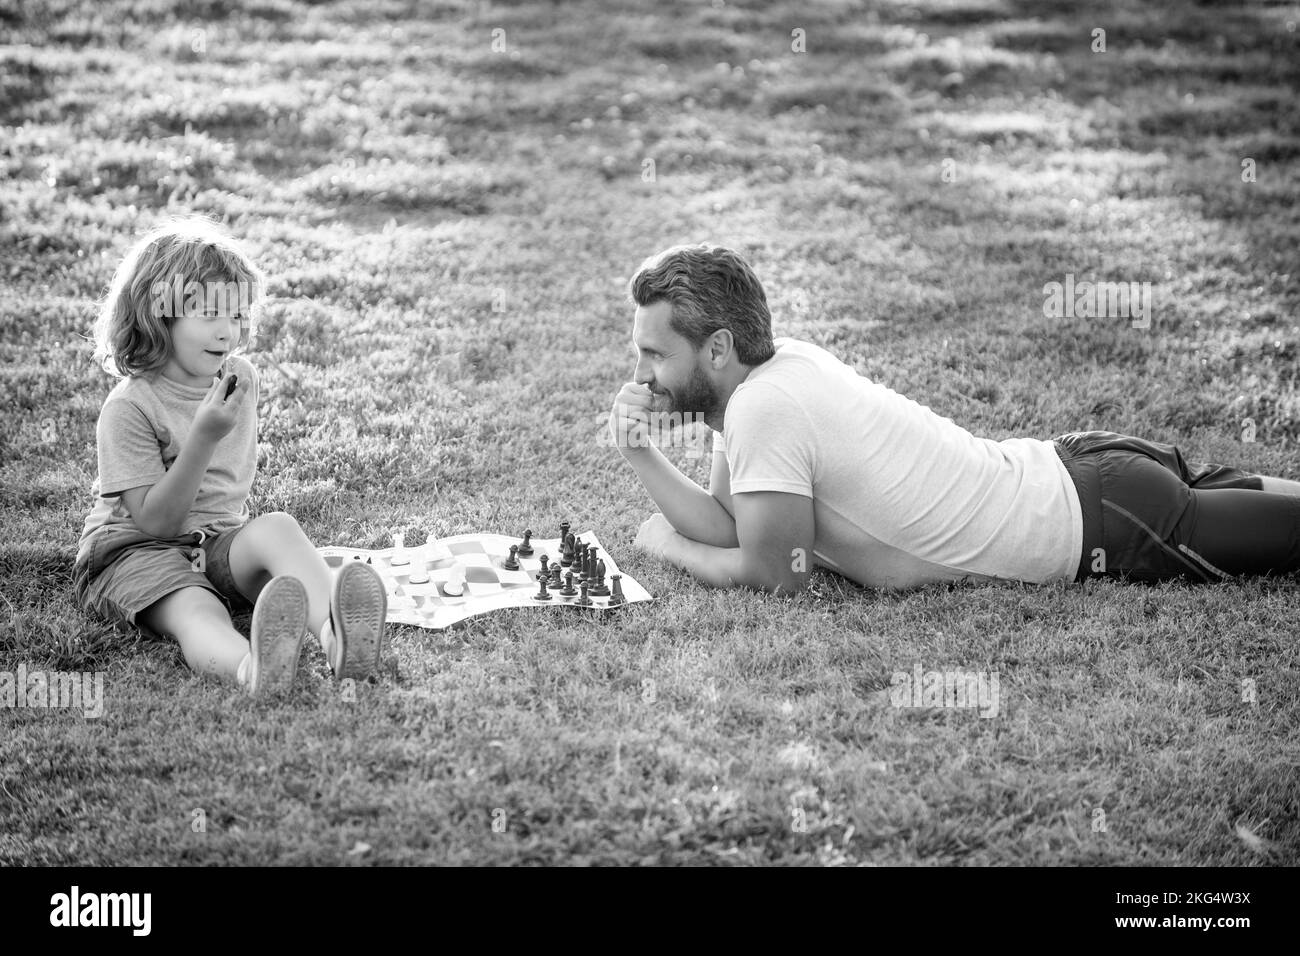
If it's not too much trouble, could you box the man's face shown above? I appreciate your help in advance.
[632,300,720,418]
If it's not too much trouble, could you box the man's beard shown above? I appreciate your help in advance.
[661,363,720,419]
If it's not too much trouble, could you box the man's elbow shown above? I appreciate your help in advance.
[737,557,810,595]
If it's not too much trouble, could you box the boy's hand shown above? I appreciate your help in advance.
[192,370,249,445]
[609,382,655,455]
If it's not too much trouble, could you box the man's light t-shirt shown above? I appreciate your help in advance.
[714,339,1083,589]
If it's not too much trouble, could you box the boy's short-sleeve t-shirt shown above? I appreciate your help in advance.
[81,354,259,541]
[713,339,1083,589]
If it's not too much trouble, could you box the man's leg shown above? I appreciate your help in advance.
[1175,488,1300,577]
[1259,476,1300,496]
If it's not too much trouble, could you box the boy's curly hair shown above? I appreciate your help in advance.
[92,217,264,378]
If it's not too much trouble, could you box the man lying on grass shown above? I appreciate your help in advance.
[613,243,1300,593]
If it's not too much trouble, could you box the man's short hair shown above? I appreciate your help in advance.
[629,243,776,366]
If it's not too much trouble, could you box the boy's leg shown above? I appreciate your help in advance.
[139,586,248,681]
[222,512,385,678]
[139,581,309,693]
[224,512,332,637]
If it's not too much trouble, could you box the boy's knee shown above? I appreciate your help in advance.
[245,511,305,544]
[144,585,228,629]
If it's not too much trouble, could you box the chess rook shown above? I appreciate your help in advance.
[609,574,625,606]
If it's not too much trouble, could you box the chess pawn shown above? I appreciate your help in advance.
[407,555,430,584]
[589,558,609,597]
[504,544,520,571]
[559,571,577,596]
[518,529,534,557]
[576,581,592,607]
[549,564,562,589]
[443,562,466,597]
[390,530,410,566]
[539,554,550,576]
[534,571,553,601]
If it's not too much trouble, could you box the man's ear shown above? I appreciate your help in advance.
[708,329,735,368]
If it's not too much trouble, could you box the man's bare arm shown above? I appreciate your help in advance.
[611,383,738,547]
[646,490,814,593]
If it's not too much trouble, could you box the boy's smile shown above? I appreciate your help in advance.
[159,312,244,387]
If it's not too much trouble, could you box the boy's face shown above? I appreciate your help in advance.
[159,309,245,388]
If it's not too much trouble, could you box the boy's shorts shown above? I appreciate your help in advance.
[73,523,252,627]
[1050,430,1263,583]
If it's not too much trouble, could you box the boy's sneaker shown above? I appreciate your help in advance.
[247,575,309,695]
[329,561,388,680]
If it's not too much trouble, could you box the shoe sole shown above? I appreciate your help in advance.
[332,561,388,680]
[249,576,308,695]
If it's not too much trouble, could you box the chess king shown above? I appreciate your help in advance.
[611,243,1300,592]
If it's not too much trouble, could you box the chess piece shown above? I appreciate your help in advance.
[560,535,574,567]
[560,571,577,596]
[518,530,534,556]
[550,564,562,589]
[390,530,410,566]
[534,571,552,601]
[559,521,571,550]
[443,562,466,596]
[407,556,430,584]
[608,574,625,606]
[576,581,592,606]
[589,558,609,597]
[539,554,550,576]
[504,544,520,571]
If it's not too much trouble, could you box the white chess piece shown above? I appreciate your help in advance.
[391,530,410,566]
[443,561,466,596]
[407,555,430,584]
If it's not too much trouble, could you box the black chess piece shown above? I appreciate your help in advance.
[539,554,550,576]
[518,530,534,556]
[504,544,520,571]
[586,546,599,583]
[560,534,574,568]
[590,558,609,597]
[576,581,592,607]
[559,521,570,549]
[560,571,577,596]
[608,574,625,606]
[533,571,552,601]
[550,564,562,589]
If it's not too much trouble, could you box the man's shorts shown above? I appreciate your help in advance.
[1051,431,1263,583]
[73,523,252,627]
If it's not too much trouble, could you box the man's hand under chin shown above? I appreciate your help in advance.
[633,492,815,594]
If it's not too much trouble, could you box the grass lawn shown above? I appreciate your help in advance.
[1,0,1298,865]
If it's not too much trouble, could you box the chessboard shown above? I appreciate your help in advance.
[317,528,653,631]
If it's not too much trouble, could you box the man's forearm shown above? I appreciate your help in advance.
[661,532,747,588]
[621,445,739,547]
